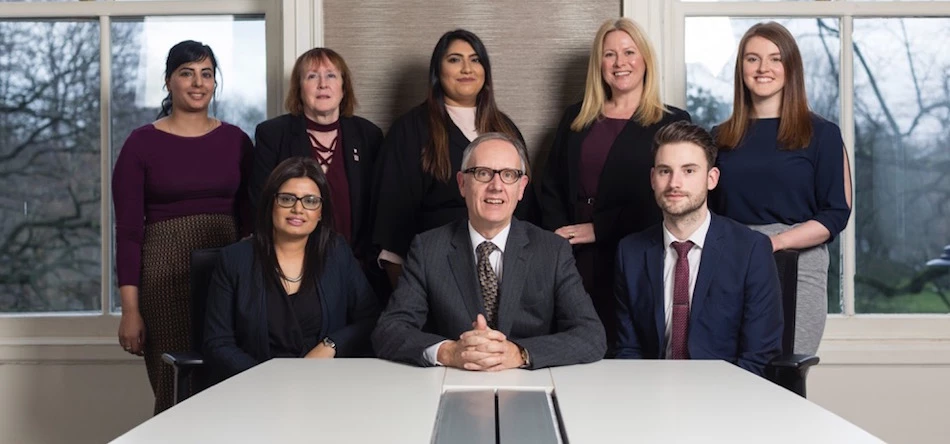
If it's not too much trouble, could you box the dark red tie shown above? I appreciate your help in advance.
[670,241,694,360]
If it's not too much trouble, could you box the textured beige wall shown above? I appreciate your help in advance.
[324,0,621,173]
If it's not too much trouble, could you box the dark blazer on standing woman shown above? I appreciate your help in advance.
[250,114,383,257]
[203,236,380,382]
[540,102,691,245]
[372,104,537,259]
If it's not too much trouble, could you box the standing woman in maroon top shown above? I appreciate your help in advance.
[113,40,252,414]
[250,48,385,299]
[539,19,690,353]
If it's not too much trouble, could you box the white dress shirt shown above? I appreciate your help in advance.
[661,210,711,358]
[423,222,511,365]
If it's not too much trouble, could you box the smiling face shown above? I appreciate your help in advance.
[651,141,719,220]
[272,177,323,241]
[742,35,786,115]
[600,30,646,98]
[439,39,485,107]
[299,58,344,122]
[457,139,528,238]
[166,57,215,113]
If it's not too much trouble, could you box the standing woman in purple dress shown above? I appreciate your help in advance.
[713,22,852,355]
[112,40,252,414]
[540,18,689,352]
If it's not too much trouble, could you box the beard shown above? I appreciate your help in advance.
[658,191,707,220]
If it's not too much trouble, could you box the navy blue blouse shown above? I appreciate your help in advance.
[713,115,850,240]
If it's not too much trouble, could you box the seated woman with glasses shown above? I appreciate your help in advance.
[203,157,380,383]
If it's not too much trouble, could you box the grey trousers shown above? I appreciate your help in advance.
[748,223,829,355]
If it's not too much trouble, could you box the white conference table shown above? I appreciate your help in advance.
[111,358,883,444]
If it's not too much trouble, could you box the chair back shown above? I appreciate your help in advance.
[773,249,800,354]
[189,247,222,352]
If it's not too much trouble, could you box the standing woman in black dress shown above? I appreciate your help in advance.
[540,18,690,351]
[251,48,385,297]
[373,29,534,288]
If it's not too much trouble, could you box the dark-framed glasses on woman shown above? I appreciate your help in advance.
[275,193,323,210]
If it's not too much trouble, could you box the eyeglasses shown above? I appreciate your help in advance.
[462,167,524,184]
[275,193,323,210]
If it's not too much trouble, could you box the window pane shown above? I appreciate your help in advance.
[853,18,950,313]
[109,16,266,311]
[685,17,842,313]
[0,20,102,313]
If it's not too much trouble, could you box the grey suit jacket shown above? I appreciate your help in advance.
[372,218,607,369]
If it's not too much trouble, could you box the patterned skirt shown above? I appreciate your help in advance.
[139,213,237,415]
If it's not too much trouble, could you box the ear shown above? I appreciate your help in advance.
[456,170,466,196]
[516,174,528,202]
[649,166,657,191]
[707,166,720,191]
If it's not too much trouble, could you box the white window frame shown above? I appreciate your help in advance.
[624,0,950,365]
[0,0,291,361]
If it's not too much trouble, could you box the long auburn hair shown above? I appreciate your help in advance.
[572,18,666,131]
[253,157,336,291]
[423,29,519,183]
[285,47,358,117]
[716,22,812,151]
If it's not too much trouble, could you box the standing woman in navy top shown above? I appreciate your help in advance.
[250,48,385,299]
[713,22,852,355]
[373,29,534,289]
[112,41,252,414]
[539,18,689,351]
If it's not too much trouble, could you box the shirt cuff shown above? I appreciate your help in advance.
[377,249,404,269]
[424,340,448,366]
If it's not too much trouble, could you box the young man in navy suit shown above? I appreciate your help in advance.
[614,121,783,376]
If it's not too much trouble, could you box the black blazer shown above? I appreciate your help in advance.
[372,103,537,258]
[372,218,606,369]
[251,113,383,257]
[540,103,691,247]
[203,236,380,382]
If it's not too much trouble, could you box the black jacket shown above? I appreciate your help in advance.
[251,113,383,258]
[203,236,380,382]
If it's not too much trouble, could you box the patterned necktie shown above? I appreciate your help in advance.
[476,241,499,328]
[670,241,694,360]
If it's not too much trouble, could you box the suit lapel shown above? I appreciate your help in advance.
[290,115,313,158]
[691,214,723,325]
[644,228,666,356]
[447,221,482,321]
[339,117,362,236]
[566,126,592,208]
[496,220,529,334]
[594,119,651,204]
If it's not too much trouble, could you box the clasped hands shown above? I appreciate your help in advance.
[438,314,525,371]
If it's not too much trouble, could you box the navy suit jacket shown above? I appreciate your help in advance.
[203,236,380,383]
[614,212,783,375]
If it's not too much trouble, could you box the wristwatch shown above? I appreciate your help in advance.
[321,337,336,350]
[519,346,530,368]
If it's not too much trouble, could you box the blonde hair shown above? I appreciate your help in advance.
[571,18,666,131]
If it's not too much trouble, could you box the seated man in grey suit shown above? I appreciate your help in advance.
[373,132,606,370]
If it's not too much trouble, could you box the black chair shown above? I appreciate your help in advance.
[161,247,221,405]
[765,249,820,398]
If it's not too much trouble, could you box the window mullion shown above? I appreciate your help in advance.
[99,14,113,317]
[839,15,856,317]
